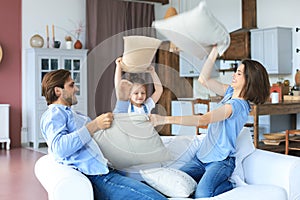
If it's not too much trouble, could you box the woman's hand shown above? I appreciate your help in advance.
[149,114,166,127]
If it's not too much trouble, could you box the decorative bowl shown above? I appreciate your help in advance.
[263,133,285,140]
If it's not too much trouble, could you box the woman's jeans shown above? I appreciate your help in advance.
[86,170,167,200]
[180,155,235,198]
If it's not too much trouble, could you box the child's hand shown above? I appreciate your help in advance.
[117,79,133,101]
[146,65,155,73]
[115,57,122,68]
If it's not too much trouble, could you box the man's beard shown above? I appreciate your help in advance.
[62,94,78,106]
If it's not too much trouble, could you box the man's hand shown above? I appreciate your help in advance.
[95,112,113,130]
[86,112,113,136]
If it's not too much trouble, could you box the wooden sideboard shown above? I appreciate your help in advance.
[250,101,300,148]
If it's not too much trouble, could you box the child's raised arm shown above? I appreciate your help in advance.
[148,66,163,103]
[114,57,123,99]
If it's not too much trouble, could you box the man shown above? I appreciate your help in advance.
[40,69,167,200]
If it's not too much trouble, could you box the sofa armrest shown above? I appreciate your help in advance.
[34,154,93,200]
[243,149,300,200]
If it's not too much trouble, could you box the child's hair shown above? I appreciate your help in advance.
[128,74,146,85]
[239,59,270,104]
[129,74,149,96]
[130,77,146,85]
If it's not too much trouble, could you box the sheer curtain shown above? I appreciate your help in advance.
[86,0,156,118]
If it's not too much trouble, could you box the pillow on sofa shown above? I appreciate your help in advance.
[152,0,230,59]
[93,113,172,169]
[140,167,197,198]
[230,127,255,187]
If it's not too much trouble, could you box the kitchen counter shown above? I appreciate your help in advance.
[250,100,300,148]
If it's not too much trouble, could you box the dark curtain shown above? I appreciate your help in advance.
[86,0,156,118]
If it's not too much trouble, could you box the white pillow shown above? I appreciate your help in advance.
[152,0,230,58]
[93,113,172,169]
[121,36,162,73]
[140,167,197,198]
[229,127,255,187]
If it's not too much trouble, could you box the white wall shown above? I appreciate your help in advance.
[22,0,86,49]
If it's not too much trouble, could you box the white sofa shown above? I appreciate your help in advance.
[35,131,300,200]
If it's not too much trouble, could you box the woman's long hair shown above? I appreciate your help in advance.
[239,59,270,104]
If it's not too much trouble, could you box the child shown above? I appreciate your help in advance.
[114,57,163,114]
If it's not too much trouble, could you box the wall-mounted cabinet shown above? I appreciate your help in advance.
[179,51,219,77]
[23,48,88,148]
[250,27,292,74]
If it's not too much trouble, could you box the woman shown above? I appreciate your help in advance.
[150,46,270,198]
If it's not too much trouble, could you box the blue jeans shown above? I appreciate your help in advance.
[86,170,167,200]
[180,155,235,198]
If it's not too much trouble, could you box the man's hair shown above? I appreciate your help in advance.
[239,59,270,104]
[42,69,71,105]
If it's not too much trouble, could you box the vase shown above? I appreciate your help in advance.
[66,41,73,49]
[74,40,82,49]
[30,34,44,48]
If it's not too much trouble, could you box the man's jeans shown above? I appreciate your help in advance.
[180,155,235,198]
[86,170,167,200]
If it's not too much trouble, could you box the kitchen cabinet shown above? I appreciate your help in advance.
[250,27,292,74]
[23,48,88,148]
[179,51,220,77]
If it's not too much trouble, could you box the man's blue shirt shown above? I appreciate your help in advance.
[40,104,109,175]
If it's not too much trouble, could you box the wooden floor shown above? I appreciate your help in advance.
[1,144,300,200]
[0,148,47,200]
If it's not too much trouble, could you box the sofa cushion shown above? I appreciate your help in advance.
[169,184,287,200]
[93,113,172,169]
[140,167,197,198]
[152,0,230,59]
[229,127,255,187]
